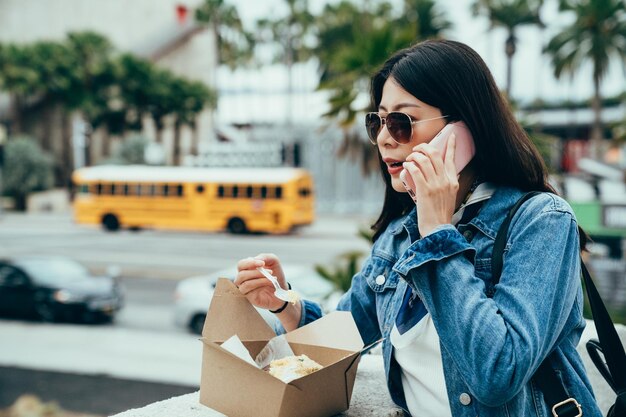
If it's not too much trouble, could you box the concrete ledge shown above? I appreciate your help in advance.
[111,322,625,417]
[111,354,402,417]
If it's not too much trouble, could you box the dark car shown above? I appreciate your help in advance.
[0,256,124,323]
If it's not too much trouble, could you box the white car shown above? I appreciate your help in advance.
[173,265,341,334]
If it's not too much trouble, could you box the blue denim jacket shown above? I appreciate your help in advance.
[297,187,602,417]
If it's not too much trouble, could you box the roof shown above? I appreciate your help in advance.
[72,165,310,184]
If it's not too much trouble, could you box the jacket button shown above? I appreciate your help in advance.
[462,230,474,241]
[375,275,386,285]
[459,392,472,406]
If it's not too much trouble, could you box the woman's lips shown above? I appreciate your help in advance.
[387,165,404,175]
[385,160,405,175]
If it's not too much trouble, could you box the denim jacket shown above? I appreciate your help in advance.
[297,187,602,417]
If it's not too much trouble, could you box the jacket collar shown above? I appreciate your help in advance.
[468,186,526,239]
[387,185,526,240]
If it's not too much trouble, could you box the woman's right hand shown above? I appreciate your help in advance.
[235,253,288,311]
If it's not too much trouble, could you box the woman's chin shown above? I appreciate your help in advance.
[391,180,408,194]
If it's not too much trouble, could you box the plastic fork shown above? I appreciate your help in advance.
[257,267,291,302]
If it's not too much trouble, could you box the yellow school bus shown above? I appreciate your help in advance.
[72,165,315,234]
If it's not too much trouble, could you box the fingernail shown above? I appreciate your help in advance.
[254,259,264,266]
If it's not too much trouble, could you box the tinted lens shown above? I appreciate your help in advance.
[365,113,382,144]
[386,112,412,144]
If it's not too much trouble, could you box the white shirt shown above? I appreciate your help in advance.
[391,182,496,416]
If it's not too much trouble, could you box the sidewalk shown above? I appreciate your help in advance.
[0,320,201,386]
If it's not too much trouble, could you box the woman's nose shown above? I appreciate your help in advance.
[377,125,397,147]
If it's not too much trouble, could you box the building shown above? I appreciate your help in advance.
[0,0,216,181]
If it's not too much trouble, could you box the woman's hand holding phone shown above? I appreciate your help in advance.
[402,134,460,237]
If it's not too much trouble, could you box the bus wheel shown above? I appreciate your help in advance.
[102,214,120,232]
[227,217,247,234]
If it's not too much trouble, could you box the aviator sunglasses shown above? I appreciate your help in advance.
[365,112,449,145]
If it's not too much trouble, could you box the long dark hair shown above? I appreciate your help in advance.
[370,40,586,248]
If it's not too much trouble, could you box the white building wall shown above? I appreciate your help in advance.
[0,0,203,51]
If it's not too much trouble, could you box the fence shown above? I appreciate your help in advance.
[185,124,386,216]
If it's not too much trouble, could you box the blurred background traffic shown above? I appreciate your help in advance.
[0,0,625,416]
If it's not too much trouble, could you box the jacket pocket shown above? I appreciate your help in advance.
[364,255,400,293]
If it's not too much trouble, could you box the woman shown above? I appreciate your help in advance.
[235,40,601,416]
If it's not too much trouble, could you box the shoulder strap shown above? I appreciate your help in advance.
[490,191,541,283]
[491,191,626,416]
[581,261,626,395]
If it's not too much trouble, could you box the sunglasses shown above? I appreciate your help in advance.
[365,112,449,145]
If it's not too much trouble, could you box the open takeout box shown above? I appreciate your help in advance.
[199,278,364,417]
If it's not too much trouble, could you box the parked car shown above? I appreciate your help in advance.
[174,264,342,335]
[0,256,124,323]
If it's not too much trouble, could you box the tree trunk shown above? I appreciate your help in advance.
[15,193,27,212]
[42,102,56,153]
[102,132,112,159]
[155,127,164,144]
[190,120,199,156]
[173,119,182,166]
[84,131,92,167]
[590,74,603,160]
[504,33,516,100]
[154,116,165,144]
[60,111,74,190]
[9,93,23,134]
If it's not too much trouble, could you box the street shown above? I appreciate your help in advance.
[0,211,373,280]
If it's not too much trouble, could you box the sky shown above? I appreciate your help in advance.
[214,0,626,125]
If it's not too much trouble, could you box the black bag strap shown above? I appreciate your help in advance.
[491,191,626,417]
[491,191,541,280]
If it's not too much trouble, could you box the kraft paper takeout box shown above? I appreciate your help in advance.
[199,278,364,417]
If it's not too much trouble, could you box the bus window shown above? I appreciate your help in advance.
[232,186,239,198]
[150,184,158,196]
[217,185,224,197]
[123,184,130,196]
[246,186,253,198]
[261,186,268,199]
[110,184,117,195]
[197,185,205,194]
[136,184,143,195]
[275,187,283,199]
[96,183,103,195]
[163,184,170,197]
[78,184,89,194]
[176,184,184,196]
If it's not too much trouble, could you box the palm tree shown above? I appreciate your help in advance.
[0,44,42,135]
[314,0,451,173]
[402,0,452,41]
[256,0,315,128]
[472,0,544,99]
[195,0,253,139]
[170,78,217,165]
[544,0,626,158]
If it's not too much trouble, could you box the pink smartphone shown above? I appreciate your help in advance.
[400,121,476,202]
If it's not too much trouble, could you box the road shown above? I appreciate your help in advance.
[0,211,373,280]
